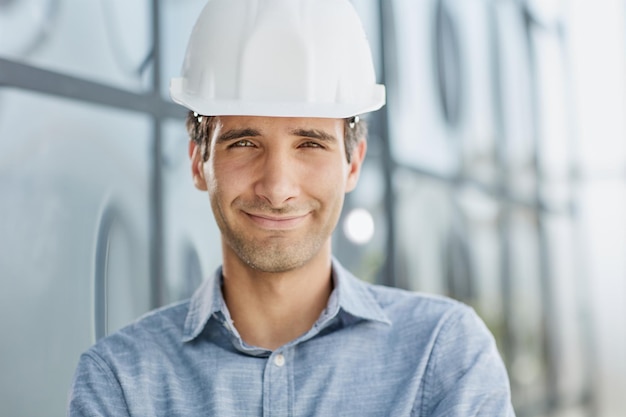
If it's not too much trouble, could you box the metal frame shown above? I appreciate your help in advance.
[0,58,184,119]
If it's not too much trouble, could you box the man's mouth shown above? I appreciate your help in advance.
[244,212,310,230]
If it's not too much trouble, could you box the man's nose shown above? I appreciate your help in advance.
[253,150,300,207]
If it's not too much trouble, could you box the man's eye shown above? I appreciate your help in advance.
[231,139,254,148]
[300,141,324,149]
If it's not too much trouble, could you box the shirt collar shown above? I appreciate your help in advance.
[330,258,391,325]
[182,266,225,343]
[182,258,391,343]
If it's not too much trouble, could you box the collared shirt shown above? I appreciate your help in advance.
[68,260,515,416]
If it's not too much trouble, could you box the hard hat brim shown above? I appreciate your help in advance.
[170,79,385,119]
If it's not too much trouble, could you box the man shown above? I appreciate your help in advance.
[69,0,515,415]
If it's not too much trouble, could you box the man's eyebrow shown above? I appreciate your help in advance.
[289,128,338,143]
[216,128,261,143]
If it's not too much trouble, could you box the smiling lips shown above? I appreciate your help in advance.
[245,212,310,230]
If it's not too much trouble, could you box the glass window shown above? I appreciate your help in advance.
[0,91,152,417]
[0,0,152,92]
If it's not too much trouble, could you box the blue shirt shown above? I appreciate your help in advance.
[68,260,515,416]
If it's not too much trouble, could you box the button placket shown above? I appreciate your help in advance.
[263,350,292,416]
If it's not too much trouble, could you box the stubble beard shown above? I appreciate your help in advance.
[215,198,336,273]
[224,228,328,273]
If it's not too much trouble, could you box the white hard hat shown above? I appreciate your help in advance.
[170,0,386,118]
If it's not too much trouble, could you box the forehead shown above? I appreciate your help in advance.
[214,116,344,138]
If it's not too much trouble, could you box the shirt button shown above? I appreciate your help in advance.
[274,354,285,367]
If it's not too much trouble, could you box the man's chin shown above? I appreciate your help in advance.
[240,252,306,274]
[231,240,317,273]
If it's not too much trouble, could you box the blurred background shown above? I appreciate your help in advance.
[0,0,624,416]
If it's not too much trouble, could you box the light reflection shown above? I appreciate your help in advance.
[343,208,375,245]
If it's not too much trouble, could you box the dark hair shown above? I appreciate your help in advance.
[185,111,367,163]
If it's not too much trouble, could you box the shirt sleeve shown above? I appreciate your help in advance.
[420,305,516,417]
[67,351,131,417]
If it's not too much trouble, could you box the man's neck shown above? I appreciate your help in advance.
[220,250,334,351]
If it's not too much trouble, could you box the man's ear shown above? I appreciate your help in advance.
[345,139,367,193]
[189,140,208,191]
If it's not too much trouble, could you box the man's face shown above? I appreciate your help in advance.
[190,116,366,273]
